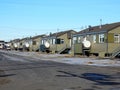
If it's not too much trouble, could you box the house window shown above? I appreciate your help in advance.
[33,41,36,45]
[73,37,77,44]
[93,35,96,43]
[61,39,64,44]
[20,43,22,46]
[114,34,120,43]
[50,39,52,44]
[42,40,44,44]
[29,40,32,45]
[53,39,56,44]
[78,36,81,43]
[99,34,105,43]
[56,38,61,44]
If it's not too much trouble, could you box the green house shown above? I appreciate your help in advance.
[31,35,46,52]
[40,30,76,54]
[10,39,20,50]
[18,37,32,51]
[73,22,120,58]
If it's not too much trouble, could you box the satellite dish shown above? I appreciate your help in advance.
[14,43,18,48]
[44,41,50,48]
[5,44,10,47]
[82,37,91,48]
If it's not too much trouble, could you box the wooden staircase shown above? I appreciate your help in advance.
[58,46,71,54]
[111,46,120,58]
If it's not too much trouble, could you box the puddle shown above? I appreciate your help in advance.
[110,87,120,90]
[82,73,109,81]
[82,73,120,85]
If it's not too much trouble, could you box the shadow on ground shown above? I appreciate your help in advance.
[56,71,120,86]
[0,74,16,77]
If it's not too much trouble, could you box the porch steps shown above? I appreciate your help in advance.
[58,47,71,54]
[111,46,120,58]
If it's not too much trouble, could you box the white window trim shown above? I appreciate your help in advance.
[73,37,77,44]
[93,35,96,43]
[114,34,120,43]
[99,34,105,43]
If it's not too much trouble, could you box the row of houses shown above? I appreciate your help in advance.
[9,22,120,58]
[0,40,10,50]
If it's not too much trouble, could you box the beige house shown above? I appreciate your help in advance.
[0,40,5,49]
[73,22,120,58]
[40,30,76,54]
[18,37,32,51]
[31,35,46,52]
[10,39,20,50]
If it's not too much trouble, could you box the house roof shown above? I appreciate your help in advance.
[20,37,30,41]
[10,39,20,42]
[77,22,120,35]
[0,40,5,43]
[46,30,76,38]
[32,34,46,39]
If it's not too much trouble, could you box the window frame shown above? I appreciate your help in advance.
[114,34,120,43]
[99,34,105,43]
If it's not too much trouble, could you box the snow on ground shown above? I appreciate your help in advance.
[0,50,120,67]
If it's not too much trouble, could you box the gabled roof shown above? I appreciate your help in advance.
[20,37,30,41]
[32,34,46,39]
[0,40,5,43]
[10,39,20,42]
[47,30,76,38]
[77,22,120,35]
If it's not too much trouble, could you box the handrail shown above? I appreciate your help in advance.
[58,44,71,54]
[111,46,120,58]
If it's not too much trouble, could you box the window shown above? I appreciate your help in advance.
[50,39,52,44]
[61,39,64,44]
[73,37,77,44]
[20,43,22,46]
[56,38,61,44]
[41,40,44,44]
[33,41,36,45]
[29,40,32,45]
[99,34,105,43]
[93,35,96,43]
[114,34,120,43]
[53,39,56,44]
[78,37,81,43]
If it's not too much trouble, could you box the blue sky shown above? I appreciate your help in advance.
[0,0,120,41]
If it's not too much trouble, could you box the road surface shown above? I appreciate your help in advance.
[0,51,120,90]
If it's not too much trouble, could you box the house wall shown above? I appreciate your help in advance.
[32,37,42,51]
[90,43,107,53]
[50,33,71,53]
[107,26,120,53]
[73,26,120,57]
[74,43,82,54]
[19,39,25,51]
[10,42,14,50]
